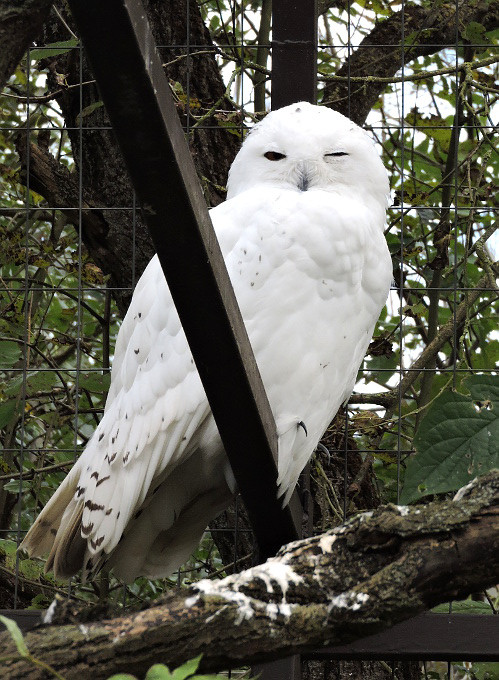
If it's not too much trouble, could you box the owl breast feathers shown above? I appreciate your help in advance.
[21,102,392,583]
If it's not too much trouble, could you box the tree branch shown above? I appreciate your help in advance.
[323,0,499,124]
[2,470,498,678]
[0,0,53,91]
[349,270,497,407]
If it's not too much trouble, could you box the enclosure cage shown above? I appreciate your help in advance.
[0,0,498,678]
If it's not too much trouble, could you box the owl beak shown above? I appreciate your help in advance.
[297,161,311,191]
[298,174,310,192]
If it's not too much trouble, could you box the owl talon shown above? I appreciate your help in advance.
[315,442,330,463]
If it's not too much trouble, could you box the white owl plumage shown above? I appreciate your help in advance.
[21,102,392,583]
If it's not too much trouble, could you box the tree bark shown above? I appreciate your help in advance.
[0,0,52,91]
[1,470,498,679]
[31,0,240,315]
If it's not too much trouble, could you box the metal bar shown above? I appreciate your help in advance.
[66,0,302,558]
[304,614,499,662]
[271,0,318,108]
[267,2,318,676]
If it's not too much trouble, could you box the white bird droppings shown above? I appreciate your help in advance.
[42,599,57,625]
[453,477,478,502]
[329,591,369,612]
[185,559,302,624]
[318,534,337,553]
[394,505,410,516]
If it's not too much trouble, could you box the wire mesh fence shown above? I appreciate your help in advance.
[0,0,497,678]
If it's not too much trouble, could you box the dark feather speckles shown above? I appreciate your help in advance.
[123,451,130,464]
[50,528,57,536]
[76,486,86,497]
[138,312,142,318]
[84,500,105,511]
[96,475,110,487]
[105,508,112,516]
[98,433,104,442]
[90,536,105,550]
[134,348,139,354]
[82,522,94,536]
[90,471,99,480]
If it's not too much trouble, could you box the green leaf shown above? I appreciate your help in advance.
[0,615,30,657]
[4,371,58,398]
[0,341,21,368]
[171,655,202,679]
[29,39,79,61]
[461,21,488,45]
[0,538,18,556]
[400,375,499,503]
[105,675,139,680]
[471,662,499,680]
[0,399,18,428]
[145,665,173,680]
[76,101,104,124]
[78,372,111,393]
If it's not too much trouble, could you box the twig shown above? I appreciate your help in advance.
[318,55,499,84]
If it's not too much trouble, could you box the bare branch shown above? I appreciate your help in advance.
[323,0,499,124]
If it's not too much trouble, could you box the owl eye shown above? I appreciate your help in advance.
[325,152,349,157]
[264,151,286,161]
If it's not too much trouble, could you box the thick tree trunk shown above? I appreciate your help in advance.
[1,471,498,679]
[33,0,240,315]
[0,0,52,91]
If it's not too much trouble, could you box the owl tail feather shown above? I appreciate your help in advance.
[19,463,85,579]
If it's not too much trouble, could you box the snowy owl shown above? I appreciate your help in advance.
[21,102,392,583]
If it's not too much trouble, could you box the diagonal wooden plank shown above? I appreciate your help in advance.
[67,0,302,558]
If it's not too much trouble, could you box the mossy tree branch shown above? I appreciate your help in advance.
[1,470,498,679]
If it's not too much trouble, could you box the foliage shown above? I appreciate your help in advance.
[401,374,499,503]
[106,654,245,679]
[0,615,64,678]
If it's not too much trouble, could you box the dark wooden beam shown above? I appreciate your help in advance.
[66,0,302,558]
[306,614,499,662]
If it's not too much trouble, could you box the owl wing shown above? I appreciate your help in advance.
[22,254,213,579]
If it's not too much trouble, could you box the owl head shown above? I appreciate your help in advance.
[227,102,389,210]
